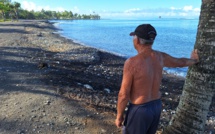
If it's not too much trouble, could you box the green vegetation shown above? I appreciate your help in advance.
[0,0,100,21]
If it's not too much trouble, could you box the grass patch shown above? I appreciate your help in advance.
[0,19,12,22]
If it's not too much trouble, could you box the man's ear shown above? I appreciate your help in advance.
[135,37,140,44]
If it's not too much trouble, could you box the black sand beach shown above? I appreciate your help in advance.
[0,20,214,133]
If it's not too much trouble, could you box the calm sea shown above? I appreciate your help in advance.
[51,19,199,77]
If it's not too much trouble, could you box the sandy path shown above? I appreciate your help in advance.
[0,20,120,134]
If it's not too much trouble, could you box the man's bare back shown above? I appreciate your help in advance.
[128,49,163,104]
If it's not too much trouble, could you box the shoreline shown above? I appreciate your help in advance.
[51,19,191,78]
[51,19,187,81]
[52,19,187,79]
[0,20,214,133]
[52,20,129,59]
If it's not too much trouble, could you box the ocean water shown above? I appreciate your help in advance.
[51,19,199,77]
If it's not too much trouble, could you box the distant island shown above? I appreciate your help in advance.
[0,0,100,22]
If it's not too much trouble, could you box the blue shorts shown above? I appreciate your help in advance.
[123,99,162,134]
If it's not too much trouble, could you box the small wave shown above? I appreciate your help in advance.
[164,68,187,77]
[72,39,127,58]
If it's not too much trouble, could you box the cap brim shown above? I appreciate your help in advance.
[129,32,135,36]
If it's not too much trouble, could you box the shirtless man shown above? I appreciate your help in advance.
[115,24,199,134]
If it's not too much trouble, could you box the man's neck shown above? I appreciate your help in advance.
[137,45,153,54]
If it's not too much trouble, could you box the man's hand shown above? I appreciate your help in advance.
[191,49,199,63]
[115,117,124,128]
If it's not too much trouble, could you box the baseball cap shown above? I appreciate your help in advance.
[130,24,157,42]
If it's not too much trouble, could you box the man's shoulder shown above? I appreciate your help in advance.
[153,50,167,57]
[124,56,137,67]
[153,50,163,54]
[125,57,134,63]
[126,55,139,62]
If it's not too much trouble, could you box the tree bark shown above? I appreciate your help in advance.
[15,10,18,21]
[163,0,215,134]
[2,11,5,21]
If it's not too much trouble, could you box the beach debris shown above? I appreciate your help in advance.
[83,84,93,90]
[206,116,215,126]
[75,127,79,130]
[37,32,43,37]
[104,88,111,93]
[101,129,107,133]
[94,95,100,105]
[76,94,81,98]
[77,82,82,86]
[55,61,60,64]
[171,110,176,114]
[53,48,100,63]
[56,88,65,94]
[17,129,25,134]
[38,62,48,69]
[44,100,51,105]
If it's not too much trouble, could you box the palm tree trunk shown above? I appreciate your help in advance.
[2,11,5,21]
[163,0,215,133]
[14,10,18,21]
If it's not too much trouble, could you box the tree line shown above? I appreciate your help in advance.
[0,0,100,21]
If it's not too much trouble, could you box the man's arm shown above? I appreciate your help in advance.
[162,49,199,67]
[115,59,133,128]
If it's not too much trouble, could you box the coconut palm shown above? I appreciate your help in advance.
[0,3,5,18]
[163,0,215,133]
[0,1,10,21]
[0,0,11,3]
[7,2,14,21]
[13,2,20,21]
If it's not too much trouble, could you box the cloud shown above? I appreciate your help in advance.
[183,6,194,11]
[20,1,85,14]
[99,5,200,19]
[22,1,37,11]
[55,7,65,12]
[193,8,200,12]
[21,1,66,12]
[170,7,181,10]
[124,8,141,13]
[71,6,80,13]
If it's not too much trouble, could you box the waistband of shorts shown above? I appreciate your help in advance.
[129,99,161,107]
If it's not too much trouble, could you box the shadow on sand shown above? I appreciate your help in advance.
[0,46,123,133]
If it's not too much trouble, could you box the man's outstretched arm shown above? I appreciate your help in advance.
[162,49,199,67]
